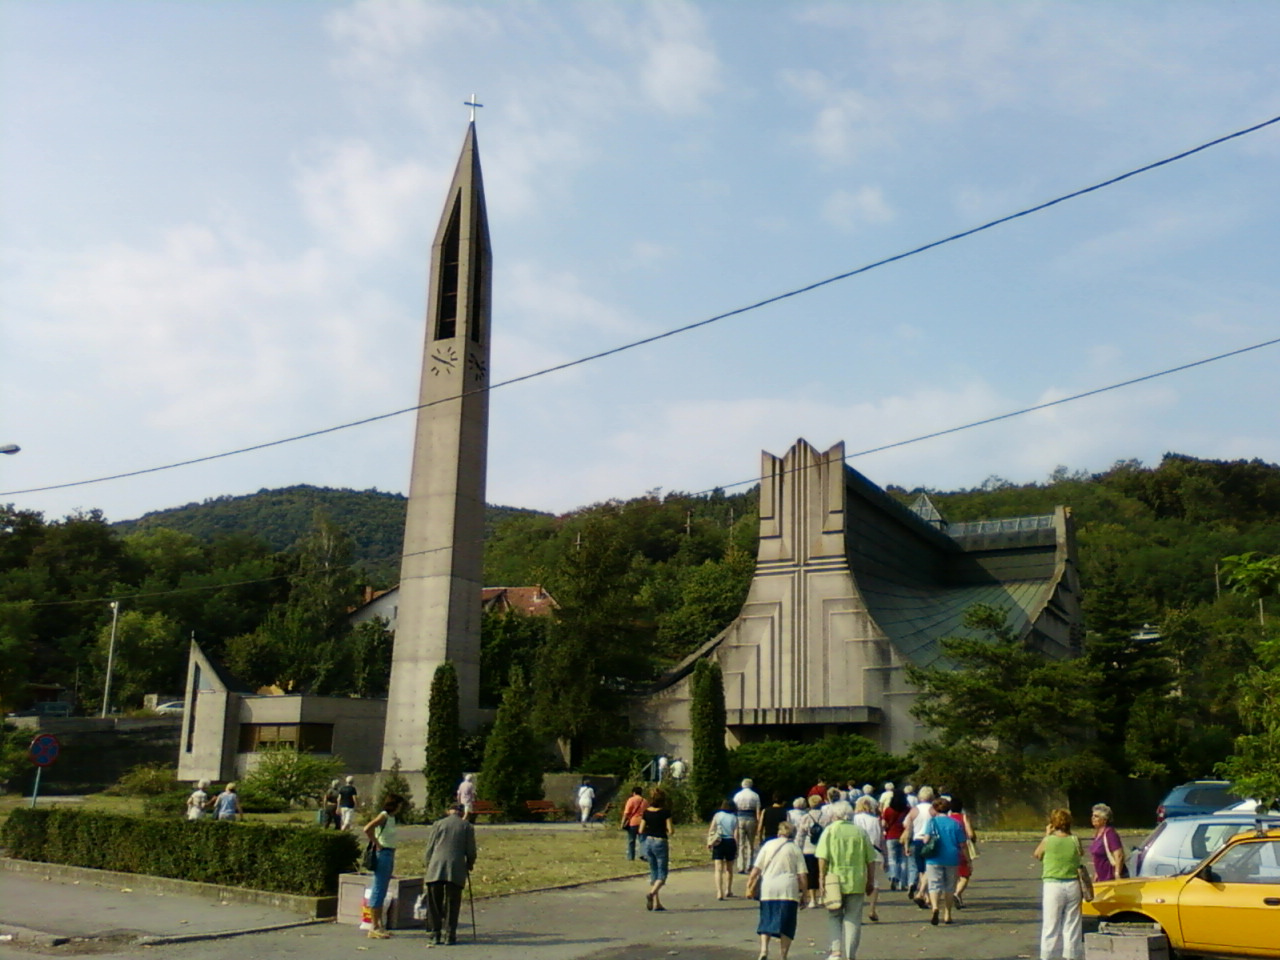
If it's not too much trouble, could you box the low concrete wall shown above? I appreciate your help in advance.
[0,858,337,919]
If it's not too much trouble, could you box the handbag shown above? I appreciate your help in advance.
[1077,864,1094,902]
[920,820,939,859]
[706,819,722,848]
[362,842,378,871]
[823,872,844,910]
[746,838,784,901]
[413,891,431,921]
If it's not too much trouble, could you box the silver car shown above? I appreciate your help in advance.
[1129,814,1258,877]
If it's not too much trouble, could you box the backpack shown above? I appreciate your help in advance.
[807,812,823,846]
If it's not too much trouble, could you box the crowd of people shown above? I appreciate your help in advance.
[687,779,980,960]
[183,770,1119,959]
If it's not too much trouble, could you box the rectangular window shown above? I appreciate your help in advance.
[434,194,461,341]
[238,723,334,753]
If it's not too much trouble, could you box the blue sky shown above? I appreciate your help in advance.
[3,0,1279,523]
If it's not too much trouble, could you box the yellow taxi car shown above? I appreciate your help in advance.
[1083,821,1280,958]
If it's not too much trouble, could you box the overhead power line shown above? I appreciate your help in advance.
[34,331,1280,613]
[4,112,1279,500]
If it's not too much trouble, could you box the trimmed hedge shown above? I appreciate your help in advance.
[1,808,358,896]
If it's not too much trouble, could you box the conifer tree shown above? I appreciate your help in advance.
[424,661,463,817]
[689,658,730,818]
[478,668,544,819]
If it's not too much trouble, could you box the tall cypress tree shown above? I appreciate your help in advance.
[689,658,730,819]
[478,667,544,819]
[424,661,463,817]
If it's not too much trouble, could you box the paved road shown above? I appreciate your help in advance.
[0,840,1052,960]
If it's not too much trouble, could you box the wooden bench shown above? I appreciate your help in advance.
[469,800,502,822]
[524,799,557,820]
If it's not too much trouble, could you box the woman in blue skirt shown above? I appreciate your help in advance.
[748,821,808,960]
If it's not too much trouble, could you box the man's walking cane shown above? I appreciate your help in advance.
[467,872,477,942]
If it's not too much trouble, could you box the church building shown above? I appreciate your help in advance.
[632,438,1082,758]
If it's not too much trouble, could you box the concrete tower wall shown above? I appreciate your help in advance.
[381,125,491,772]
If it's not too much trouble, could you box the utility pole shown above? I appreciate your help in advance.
[101,600,120,718]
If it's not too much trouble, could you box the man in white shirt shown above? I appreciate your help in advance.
[733,778,762,873]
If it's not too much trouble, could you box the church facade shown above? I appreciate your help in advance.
[631,438,1082,758]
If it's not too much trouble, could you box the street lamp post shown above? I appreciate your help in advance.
[101,601,121,718]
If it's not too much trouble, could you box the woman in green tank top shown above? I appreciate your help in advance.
[1032,809,1083,960]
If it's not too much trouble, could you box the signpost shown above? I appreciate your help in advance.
[28,733,60,808]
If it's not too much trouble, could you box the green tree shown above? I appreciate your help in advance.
[654,551,754,662]
[347,617,394,698]
[1221,552,1280,626]
[478,668,544,818]
[480,608,549,707]
[224,512,359,692]
[1217,640,1280,806]
[907,604,1107,799]
[0,601,35,712]
[240,745,344,807]
[424,661,463,816]
[91,609,184,711]
[689,659,730,818]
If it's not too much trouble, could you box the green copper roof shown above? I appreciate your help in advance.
[856,573,1053,668]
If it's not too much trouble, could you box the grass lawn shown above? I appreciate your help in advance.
[0,794,1063,901]
[0,795,711,899]
[400,827,710,899]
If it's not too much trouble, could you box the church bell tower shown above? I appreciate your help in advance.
[381,121,490,771]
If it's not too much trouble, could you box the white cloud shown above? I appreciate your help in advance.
[14,223,413,452]
[585,0,723,115]
[325,0,497,82]
[822,186,894,231]
[294,140,436,257]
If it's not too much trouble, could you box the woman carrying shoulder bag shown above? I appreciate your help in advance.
[748,821,808,960]
[709,798,740,900]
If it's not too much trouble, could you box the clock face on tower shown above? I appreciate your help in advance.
[430,344,458,376]
[467,351,487,382]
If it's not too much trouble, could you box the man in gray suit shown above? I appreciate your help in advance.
[423,803,478,944]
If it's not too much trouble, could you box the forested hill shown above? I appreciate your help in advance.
[913,453,1280,612]
[114,485,547,585]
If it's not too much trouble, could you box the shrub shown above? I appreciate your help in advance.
[240,746,343,807]
[1,807,358,895]
[377,756,418,823]
[727,734,912,802]
[235,781,292,813]
[104,762,177,797]
[581,746,649,780]
[1,723,32,792]
[142,790,189,818]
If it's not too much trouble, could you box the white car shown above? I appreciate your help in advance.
[1130,814,1258,877]
[154,701,185,716]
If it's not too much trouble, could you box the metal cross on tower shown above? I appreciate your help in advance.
[464,94,483,122]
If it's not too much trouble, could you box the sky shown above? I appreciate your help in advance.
[2,0,1279,525]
